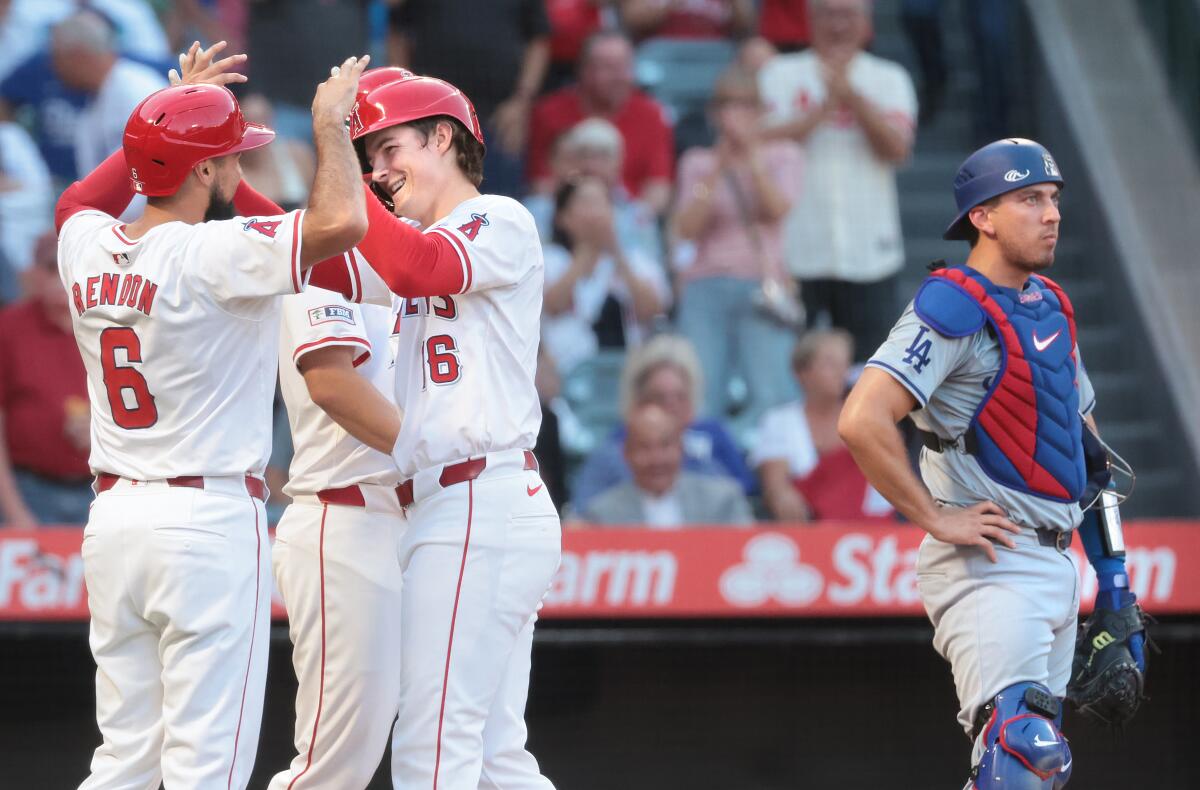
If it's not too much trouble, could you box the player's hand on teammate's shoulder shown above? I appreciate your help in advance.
[927,501,1020,563]
[168,40,248,88]
[312,55,371,127]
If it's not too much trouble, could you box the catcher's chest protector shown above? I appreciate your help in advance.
[914,265,1086,502]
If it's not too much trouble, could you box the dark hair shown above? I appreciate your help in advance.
[402,115,486,187]
[550,179,582,249]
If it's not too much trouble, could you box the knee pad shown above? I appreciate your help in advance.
[969,682,1073,790]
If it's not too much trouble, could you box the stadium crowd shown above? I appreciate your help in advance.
[0,0,1016,528]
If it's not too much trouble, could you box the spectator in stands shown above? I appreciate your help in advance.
[758,0,810,52]
[671,64,803,425]
[570,334,755,511]
[618,0,756,41]
[578,403,754,527]
[542,175,670,376]
[237,93,314,211]
[50,10,167,177]
[0,232,92,526]
[388,0,550,198]
[525,117,661,260]
[1,39,90,186]
[0,119,53,281]
[738,35,779,74]
[751,329,893,522]
[759,0,916,359]
[545,0,614,92]
[527,30,675,215]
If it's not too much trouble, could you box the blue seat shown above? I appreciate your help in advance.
[634,38,738,152]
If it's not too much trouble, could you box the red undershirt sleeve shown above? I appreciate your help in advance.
[54,150,137,232]
[356,185,466,297]
[232,180,285,217]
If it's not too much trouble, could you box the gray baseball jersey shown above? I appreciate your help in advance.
[867,300,1095,532]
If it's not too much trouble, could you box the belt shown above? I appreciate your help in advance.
[1035,526,1073,550]
[919,429,979,456]
[398,450,538,508]
[315,483,403,509]
[95,473,267,502]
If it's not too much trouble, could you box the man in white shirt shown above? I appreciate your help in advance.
[759,0,917,358]
[49,10,167,177]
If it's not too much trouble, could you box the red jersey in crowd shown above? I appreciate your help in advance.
[547,0,605,64]
[526,86,675,196]
[759,0,810,47]
[650,0,741,39]
[0,300,91,479]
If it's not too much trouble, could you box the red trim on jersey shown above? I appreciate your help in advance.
[287,505,330,790]
[429,227,474,294]
[347,251,363,303]
[110,224,138,246]
[351,350,370,368]
[228,497,263,789]
[292,336,371,365]
[290,212,303,293]
[54,149,136,232]
[433,478,475,790]
[357,184,466,297]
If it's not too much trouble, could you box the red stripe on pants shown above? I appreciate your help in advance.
[433,479,475,789]
[228,496,263,788]
[288,505,330,789]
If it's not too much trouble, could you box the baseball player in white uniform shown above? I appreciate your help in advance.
[267,284,406,790]
[307,72,560,789]
[55,49,371,789]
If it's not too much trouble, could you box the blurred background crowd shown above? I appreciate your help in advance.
[0,0,1042,530]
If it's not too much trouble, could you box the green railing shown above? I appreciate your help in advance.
[1138,0,1200,152]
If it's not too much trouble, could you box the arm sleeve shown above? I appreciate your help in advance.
[353,184,467,297]
[877,64,917,134]
[187,211,305,312]
[233,180,285,217]
[864,303,971,408]
[54,149,136,232]
[282,288,372,369]
[423,197,540,293]
[748,407,791,467]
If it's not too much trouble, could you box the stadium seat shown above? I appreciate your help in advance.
[634,38,737,153]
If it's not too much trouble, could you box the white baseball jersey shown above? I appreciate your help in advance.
[343,194,544,479]
[57,208,304,479]
[278,286,402,496]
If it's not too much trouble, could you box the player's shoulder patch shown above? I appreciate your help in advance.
[456,211,490,242]
[913,276,986,338]
[308,304,355,327]
[242,217,282,238]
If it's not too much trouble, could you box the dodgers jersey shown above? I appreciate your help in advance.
[57,209,304,479]
[867,297,1095,533]
[278,286,401,496]
[347,194,543,479]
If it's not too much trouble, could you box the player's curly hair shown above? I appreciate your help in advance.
[404,116,486,187]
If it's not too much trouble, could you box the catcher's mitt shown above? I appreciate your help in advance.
[1066,602,1151,727]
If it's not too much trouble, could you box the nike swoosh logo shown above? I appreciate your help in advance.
[526,484,544,497]
[1032,735,1059,748]
[1032,329,1061,352]
[1060,759,1072,773]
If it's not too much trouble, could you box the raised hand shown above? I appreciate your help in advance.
[312,55,371,126]
[927,501,1021,563]
[168,40,248,88]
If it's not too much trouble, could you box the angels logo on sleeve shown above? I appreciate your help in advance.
[456,212,489,241]
[308,305,356,326]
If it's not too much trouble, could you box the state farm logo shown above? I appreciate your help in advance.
[720,533,823,607]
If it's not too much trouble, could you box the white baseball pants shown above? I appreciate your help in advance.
[268,489,405,790]
[916,528,1080,735]
[79,477,271,790]
[391,449,561,790]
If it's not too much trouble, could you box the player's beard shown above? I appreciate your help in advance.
[204,183,236,222]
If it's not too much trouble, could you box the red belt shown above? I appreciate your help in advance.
[397,450,538,508]
[95,473,267,502]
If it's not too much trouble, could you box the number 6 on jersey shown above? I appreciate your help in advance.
[100,326,158,429]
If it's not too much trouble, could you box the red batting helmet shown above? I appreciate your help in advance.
[355,66,415,105]
[123,84,275,196]
[350,73,484,148]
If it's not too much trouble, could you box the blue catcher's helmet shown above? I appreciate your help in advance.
[944,138,1064,241]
